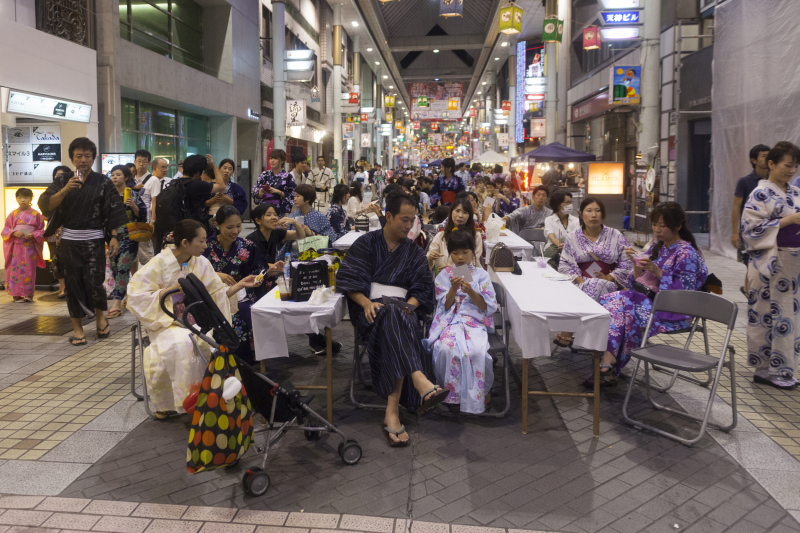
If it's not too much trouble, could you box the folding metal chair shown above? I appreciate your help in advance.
[518,228,547,245]
[622,291,738,446]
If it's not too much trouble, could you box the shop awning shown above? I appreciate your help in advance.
[474,150,510,165]
[514,142,597,163]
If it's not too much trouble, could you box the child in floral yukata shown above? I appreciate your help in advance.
[424,229,497,414]
[2,188,45,302]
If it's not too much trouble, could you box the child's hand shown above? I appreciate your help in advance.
[24,234,33,241]
[449,276,463,293]
[12,230,23,238]
[459,279,473,293]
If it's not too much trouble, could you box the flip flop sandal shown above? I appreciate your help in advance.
[69,336,87,346]
[96,321,111,339]
[583,364,618,388]
[417,387,449,417]
[382,424,409,447]
[553,335,574,348]
[57,292,66,299]
[107,309,123,319]
[22,297,33,303]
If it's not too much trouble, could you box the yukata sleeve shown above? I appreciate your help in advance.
[1,212,15,240]
[32,211,46,268]
[103,180,130,235]
[252,174,266,204]
[471,268,497,328]
[612,231,634,288]
[429,179,442,206]
[232,183,248,215]
[127,258,175,332]
[196,256,235,322]
[742,188,780,251]
[558,235,581,279]
[660,246,708,292]
[39,175,66,218]
[335,234,373,297]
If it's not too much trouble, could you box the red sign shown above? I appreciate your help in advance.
[571,90,611,122]
[349,92,359,104]
[413,121,421,130]
[468,108,477,118]
[360,113,368,122]
[502,100,511,116]
[583,26,601,50]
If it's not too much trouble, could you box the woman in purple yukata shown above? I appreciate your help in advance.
[555,197,632,348]
[589,202,708,387]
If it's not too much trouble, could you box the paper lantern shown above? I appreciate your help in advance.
[499,3,523,35]
[583,26,601,50]
[360,113,368,122]
[447,98,459,111]
[543,16,563,43]
[384,95,395,107]
[395,121,403,129]
[413,121,421,130]
[385,112,393,122]
[502,100,511,116]
[349,92,359,104]
[440,0,463,18]
[417,96,429,107]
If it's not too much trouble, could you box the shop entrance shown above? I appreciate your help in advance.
[687,118,711,233]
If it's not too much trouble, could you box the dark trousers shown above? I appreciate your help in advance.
[60,238,108,318]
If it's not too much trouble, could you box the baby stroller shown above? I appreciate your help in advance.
[159,274,362,496]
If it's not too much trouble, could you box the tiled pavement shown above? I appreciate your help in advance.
[2,245,800,532]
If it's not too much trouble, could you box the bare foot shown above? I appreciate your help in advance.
[383,411,408,444]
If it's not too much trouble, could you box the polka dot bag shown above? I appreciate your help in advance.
[186,350,254,473]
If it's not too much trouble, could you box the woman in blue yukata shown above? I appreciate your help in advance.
[742,141,800,390]
[425,229,497,414]
[327,183,352,242]
[590,202,708,388]
[252,149,296,216]
[279,184,336,261]
[203,206,270,363]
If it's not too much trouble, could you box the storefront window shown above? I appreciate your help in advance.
[121,98,210,176]
[119,0,204,73]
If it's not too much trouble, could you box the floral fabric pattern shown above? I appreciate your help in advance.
[327,203,351,242]
[252,169,296,215]
[2,208,45,298]
[741,180,800,381]
[600,239,708,372]
[424,264,497,414]
[559,226,633,301]
[496,196,520,217]
[110,189,146,301]
[429,175,466,206]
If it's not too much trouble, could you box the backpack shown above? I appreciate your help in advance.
[154,177,203,235]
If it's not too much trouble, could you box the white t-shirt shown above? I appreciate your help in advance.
[354,171,368,183]
[420,191,430,209]
[142,176,172,222]
[134,173,153,216]
[544,213,580,243]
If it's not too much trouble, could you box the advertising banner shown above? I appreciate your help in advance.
[609,66,641,105]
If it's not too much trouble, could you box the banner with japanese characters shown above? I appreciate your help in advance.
[286,100,306,128]
[4,124,63,183]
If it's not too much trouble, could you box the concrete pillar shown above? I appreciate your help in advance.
[556,0,571,146]
[544,0,557,144]
[639,0,661,158]
[375,68,382,169]
[272,0,286,151]
[332,3,342,182]
[487,71,495,154]
[508,37,517,158]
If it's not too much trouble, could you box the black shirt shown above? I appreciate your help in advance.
[183,179,214,223]
[246,228,288,263]
[734,170,764,216]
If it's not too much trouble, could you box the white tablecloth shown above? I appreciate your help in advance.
[492,263,610,358]
[251,287,346,360]
[484,231,535,261]
[333,231,368,250]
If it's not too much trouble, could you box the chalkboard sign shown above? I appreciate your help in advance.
[291,260,329,302]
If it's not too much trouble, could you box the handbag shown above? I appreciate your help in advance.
[186,352,254,474]
[126,222,154,242]
[355,214,370,232]
[489,242,516,272]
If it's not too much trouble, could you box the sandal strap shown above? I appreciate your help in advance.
[599,364,615,371]
[384,425,406,435]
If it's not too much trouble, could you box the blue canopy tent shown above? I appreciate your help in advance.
[514,142,596,163]
[428,158,443,166]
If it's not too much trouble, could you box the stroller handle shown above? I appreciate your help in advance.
[159,287,222,351]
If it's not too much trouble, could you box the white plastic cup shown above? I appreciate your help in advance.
[535,257,548,268]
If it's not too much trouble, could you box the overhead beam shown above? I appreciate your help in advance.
[463,0,503,112]
[401,67,474,80]
[388,34,486,52]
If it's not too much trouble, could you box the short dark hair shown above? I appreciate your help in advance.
[317,155,325,160]
[215,205,242,225]
[251,203,278,221]
[125,162,136,171]
[383,183,402,198]
[549,191,572,212]
[749,144,771,169]
[183,154,208,178]
[385,192,416,216]
[134,149,152,162]
[493,164,503,174]
[68,137,97,160]
[52,165,70,179]
[218,158,236,171]
[294,184,316,205]
[446,229,475,255]
[292,153,307,165]
[486,180,497,189]
[15,187,33,199]
[532,185,548,197]
[269,149,287,163]
[493,177,506,189]
[332,183,350,205]
[110,165,132,181]
[442,158,456,172]
[557,164,565,171]
[767,141,800,169]
[172,219,206,248]
[431,205,450,224]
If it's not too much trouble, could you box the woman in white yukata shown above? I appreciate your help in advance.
[127,219,261,418]
[555,197,633,348]
[742,141,800,390]
[425,229,498,414]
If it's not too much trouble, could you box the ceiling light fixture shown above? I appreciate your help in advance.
[482,81,486,85]
[433,49,440,53]
[494,57,500,60]
[389,85,394,88]
[501,42,508,47]
[367,48,373,51]
[382,75,388,79]
[351,21,359,27]
[477,91,482,94]
[375,61,380,65]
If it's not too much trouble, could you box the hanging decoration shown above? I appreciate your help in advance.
[416,96,429,107]
[349,92,359,104]
[384,94,396,107]
[439,0,463,18]
[286,100,306,128]
[431,122,439,131]
[583,26,602,50]
[360,113,369,122]
[502,100,511,116]
[361,133,371,148]
[542,16,563,42]
[498,2,523,35]
[395,120,403,129]
[385,111,393,122]
[447,98,459,110]
[310,86,320,103]
[413,121,421,130]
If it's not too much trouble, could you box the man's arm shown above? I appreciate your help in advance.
[731,195,744,247]
[208,155,225,194]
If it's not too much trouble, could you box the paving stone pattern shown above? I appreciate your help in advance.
[59,323,800,533]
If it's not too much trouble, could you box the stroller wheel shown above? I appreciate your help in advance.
[242,467,270,496]
[338,439,362,465]
[304,430,322,442]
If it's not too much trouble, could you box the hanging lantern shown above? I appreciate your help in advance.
[413,121,421,130]
[440,0,463,18]
[498,2,523,35]
[447,98,459,111]
[431,122,439,131]
[542,16,563,42]
[417,96,429,107]
[349,92,359,104]
[502,100,511,116]
[384,94,395,107]
[360,113,368,122]
[583,26,601,50]
[395,120,403,129]
[385,111,393,122]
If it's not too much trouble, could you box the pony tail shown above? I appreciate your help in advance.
[649,241,663,261]
[679,226,699,251]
